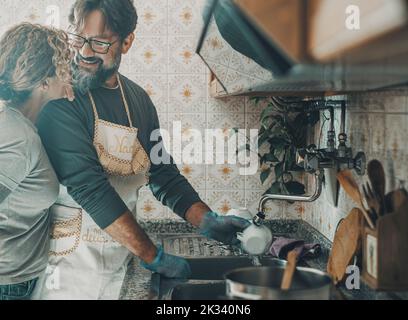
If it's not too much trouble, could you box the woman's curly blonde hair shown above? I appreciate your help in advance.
[0,23,72,106]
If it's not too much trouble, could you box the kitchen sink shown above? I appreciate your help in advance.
[151,233,316,300]
[171,283,227,300]
[151,256,291,300]
[187,256,287,281]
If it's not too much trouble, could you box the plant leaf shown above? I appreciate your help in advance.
[285,181,306,195]
[258,132,270,147]
[263,181,282,195]
[260,105,275,122]
[260,168,272,184]
[274,162,284,179]
[264,153,279,163]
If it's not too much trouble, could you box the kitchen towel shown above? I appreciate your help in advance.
[269,237,321,260]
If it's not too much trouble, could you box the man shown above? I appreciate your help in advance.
[33,0,250,300]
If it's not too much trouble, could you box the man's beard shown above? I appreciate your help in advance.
[71,51,122,95]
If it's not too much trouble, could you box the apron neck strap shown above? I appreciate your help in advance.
[88,74,134,128]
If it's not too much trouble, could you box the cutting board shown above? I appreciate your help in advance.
[327,208,364,284]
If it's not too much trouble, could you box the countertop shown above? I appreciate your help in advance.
[119,219,408,300]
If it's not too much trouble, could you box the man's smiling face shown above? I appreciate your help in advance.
[70,10,122,93]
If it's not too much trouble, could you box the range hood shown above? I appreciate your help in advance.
[197,0,408,96]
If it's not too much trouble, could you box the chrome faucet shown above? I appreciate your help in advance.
[256,171,324,221]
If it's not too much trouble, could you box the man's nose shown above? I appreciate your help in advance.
[79,41,95,58]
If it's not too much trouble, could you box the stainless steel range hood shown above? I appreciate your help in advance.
[197,0,408,96]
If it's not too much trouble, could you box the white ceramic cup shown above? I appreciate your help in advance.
[237,223,273,256]
[226,207,254,220]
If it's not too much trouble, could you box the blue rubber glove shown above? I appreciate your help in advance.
[140,245,192,279]
[199,211,252,245]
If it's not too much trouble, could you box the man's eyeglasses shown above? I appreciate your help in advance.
[68,33,118,54]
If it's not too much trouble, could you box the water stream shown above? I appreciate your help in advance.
[250,255,262,267]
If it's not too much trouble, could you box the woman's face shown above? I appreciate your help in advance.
[45,76,74,102]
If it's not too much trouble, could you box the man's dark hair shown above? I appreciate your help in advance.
[69,0,138,40]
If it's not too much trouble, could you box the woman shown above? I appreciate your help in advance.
[0,23,73,300]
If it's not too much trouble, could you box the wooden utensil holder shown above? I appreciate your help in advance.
[362,199,408,291]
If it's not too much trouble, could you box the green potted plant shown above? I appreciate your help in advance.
[248,97,320,196]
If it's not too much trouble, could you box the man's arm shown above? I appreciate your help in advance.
[185,202,212,227]
[105,211,157,263]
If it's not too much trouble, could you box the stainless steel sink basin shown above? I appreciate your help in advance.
[171,283,227,300]
[187,256,287,280]
[151,256,289,300]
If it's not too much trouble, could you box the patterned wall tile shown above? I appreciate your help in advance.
[205,190,246,215]
[168,0,206,37]
[369,113,386,156]
[130,74,168,114]
[123,36,168,74]
[205,113,245,157]
[347,91,385,113]
[0,1,17,33]
[283,202,304,220]
[168,36,207,74]
[205,162,245,190]
[137,188,168,221]
[207,96,245,114]
[176,162,206,191]
[199,16,232,67]
[229,50,274,82]
[157,112,168,130]
[206,112,245,131]
[168,112,206,153]
[385,113,408,160]
[347,112,371,154]
[384,94,408,113]
[134,0,168,37]
[168,74,207,113]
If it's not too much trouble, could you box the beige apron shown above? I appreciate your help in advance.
[33,76,151,300]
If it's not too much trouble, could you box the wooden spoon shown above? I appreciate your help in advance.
[367,160,386,216]
[337,170,375,229]
[281,250,299,290]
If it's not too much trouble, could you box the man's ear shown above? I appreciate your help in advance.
[121,33,135,54]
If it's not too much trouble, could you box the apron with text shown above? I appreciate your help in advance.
[32,77,151,300]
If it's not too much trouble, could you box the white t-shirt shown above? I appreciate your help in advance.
[0,104,59,285]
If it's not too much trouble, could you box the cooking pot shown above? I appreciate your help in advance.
[224,266,333,300]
